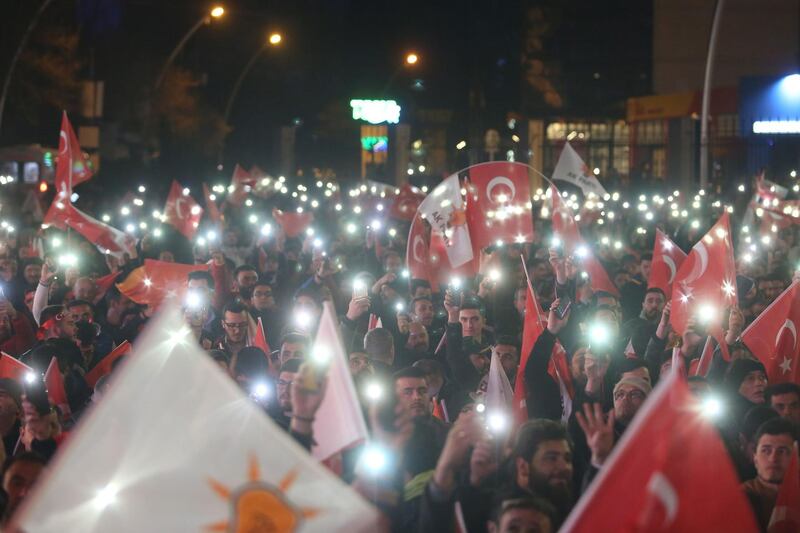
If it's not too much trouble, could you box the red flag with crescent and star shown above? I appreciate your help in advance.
[54,111,92,198]
[742,281,800,385]
[670,212,736,338]
[649,229,687,297]
[560,370,759,532]
[465,162,534,249]
[389,184,425,222]
[44,198,137,260]
[163,181,203,240]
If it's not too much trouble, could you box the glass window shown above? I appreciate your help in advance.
[547,122,566,140]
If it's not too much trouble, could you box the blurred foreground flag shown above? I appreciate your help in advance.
[11,304,380,532]
[551,141,608,198]
[560,370,758,532]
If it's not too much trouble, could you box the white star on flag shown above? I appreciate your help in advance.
[780,356,792,375]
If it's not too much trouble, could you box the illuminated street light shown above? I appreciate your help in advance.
[210,5,225,18]
[269,32,282,45]
[405,52,419,65]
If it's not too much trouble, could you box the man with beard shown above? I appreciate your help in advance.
[413,358,469,419]
[620,287,665,357]
[396,322,431,367]
[1,452,46,525]
[268,358,302,431]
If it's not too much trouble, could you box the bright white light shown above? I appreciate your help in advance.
[313,238,323,248]
[450,277,462,289]
[365,382,384,401]
[261,224,272,236]
[153,228,162,238]
[488,412,507,433]
[753,120,800,134]
[312,345,330,364]
[738,184,745,192]
[169,326,190,347]
[456,140,467,150]
[295,311,312,329]
[207,230,217,241]
[24,371,36,384]
[138,185,146,193]
[252,382,269,399]
[371,219,382,230]
[476,403,486,413]
[335,203,343,211]
[701,396,723,419]
[697,303,716,324]
[93,484,118,511]
[489,269,501,282]
[360,445,389,473]
[59,253,77,267]
[574,245,589,258]
[101,214,111,223]
[143,278,152,287]
[691,220,700,229]
[182,187,190,196]
[120,206,130,216]
[588,323,610,345]
[248,214,258,224]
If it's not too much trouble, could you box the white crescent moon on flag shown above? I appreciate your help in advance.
[174,198,186,220]
[683,242,708,285]
[663,256,677,284]
[59,131,69,155]
[412,235,426,264]
[486,176,516,204]
[646,472,679,527]
[776,319,798,350]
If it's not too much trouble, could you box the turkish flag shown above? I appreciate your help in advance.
[548,185,617,296]
[649,229,687,296]
[44,199,138,260]
[514,258,574,424]
[741,281,800,385]
[0,352,33,381]
[389,184,424,221]
[250,317,274,375]
[163,181,203,240]
[769,443,800,533]
[54,111,92,197]
[227,164,255,206]
[561,371,759,532]
[44,357,69,413]
[272,208,313,238]
[85,341,132,388]
[670,212,737,336]
[465,162,534,249]
[406,214,431,283]
[690,336,716,377]
[116,259,208,307]
[94,272,119,301]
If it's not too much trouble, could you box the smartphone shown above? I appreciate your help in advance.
[353,279,368,300]
[553,285,572,319]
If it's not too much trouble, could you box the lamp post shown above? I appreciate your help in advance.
[699,0,725,190]
[154,5,225,91]
[381,51,420,95]
[217,32,283,165]
[0,0,55,135]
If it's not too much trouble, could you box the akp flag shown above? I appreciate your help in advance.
[417,173,474,268]
[11,304,381,532]
[551,141,608,198]
[465,162,534,249]
[164,181,203,240]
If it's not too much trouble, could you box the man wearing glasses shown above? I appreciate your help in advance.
[215,302,250,367]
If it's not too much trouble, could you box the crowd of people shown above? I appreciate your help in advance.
[0,165,796,532]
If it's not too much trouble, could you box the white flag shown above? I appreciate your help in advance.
[552,141,608,198]
[12,304,380,533]
[485,350,514,413]
[417,173,474,267]
[312,302,369,461]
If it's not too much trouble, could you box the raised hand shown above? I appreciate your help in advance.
[575,402,615,467]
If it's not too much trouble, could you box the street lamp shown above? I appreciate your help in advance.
[405,52,419,66]
[218,32,284,164]
[382,51,421,94]
[154,5,226,91]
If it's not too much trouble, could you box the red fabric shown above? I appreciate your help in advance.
[0,352,32,382]
[251,318,273,374]
[227,165,255,207]
[0,314,36,357]
[93,272,119,301]
[741,281,800,385]
[649,229,687,296]
[561,371,759,532]
[670,213,736,337]
[431,398,448,422]
[44,199,137,259]
[202,183,223,224]
[549,185,618,296]
[163,180,202,240]
[85,341,131,388]
[406,214,432,285]
[116,260,208,307]
[272,209,313,238]
[428,230,479,291]
[691,336,716,377]
[769,445,800,533]
[44,357,69,413]
[208,261,233,311]
[465,162,534,249]
[54,111,92,197]
[389,184,424,221]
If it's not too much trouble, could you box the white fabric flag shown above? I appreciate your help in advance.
[311,302,369,460]
[12,304,380,533]
[552,141,608,198]
[485,350,514,413]
[417,173,474,268]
